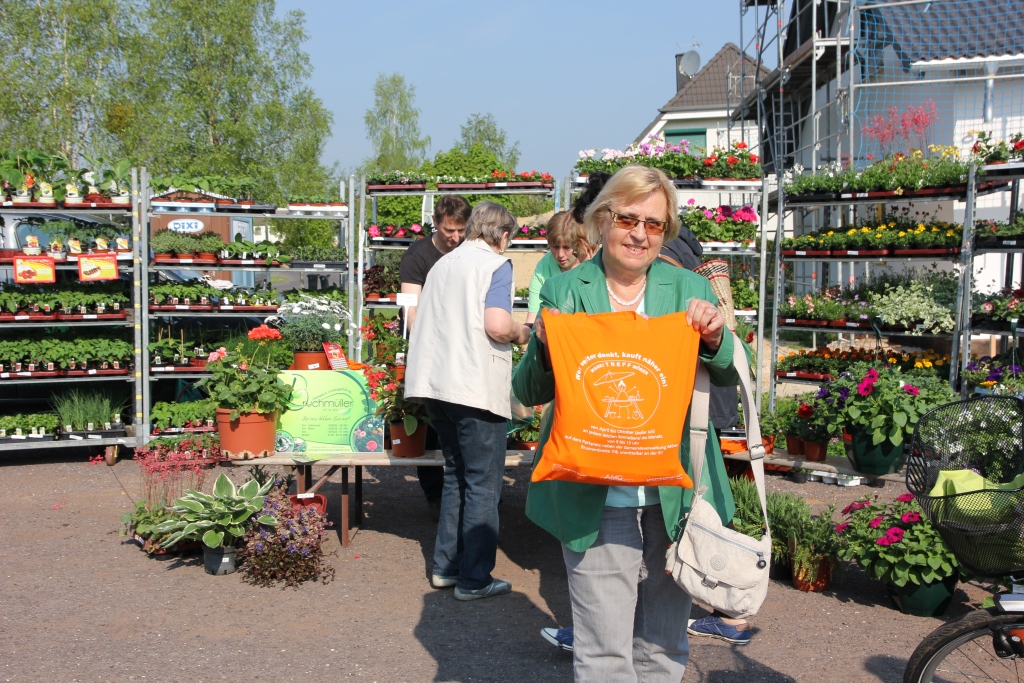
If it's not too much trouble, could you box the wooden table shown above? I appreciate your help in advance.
[232,451,537,546]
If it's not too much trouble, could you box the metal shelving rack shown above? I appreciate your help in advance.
[138,169,358,440]
[0,171,144,457]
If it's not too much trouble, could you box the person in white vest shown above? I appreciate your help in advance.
[405,201,531,601]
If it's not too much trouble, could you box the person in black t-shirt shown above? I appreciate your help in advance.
[399,195,472,513]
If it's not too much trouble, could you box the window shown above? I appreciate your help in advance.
[664,128,707,152]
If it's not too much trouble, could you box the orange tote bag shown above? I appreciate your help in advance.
[533,310,700,488]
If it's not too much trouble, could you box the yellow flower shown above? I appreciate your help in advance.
[827,231,834,236]
[924,360,933,368]
[898,231,906,237]
[861,227,871,233]
[917,224,926,230]
[946,230,954,237]
[847,229,857,236]
[915,361,923,368]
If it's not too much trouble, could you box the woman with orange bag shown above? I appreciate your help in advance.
[512,165,739,682]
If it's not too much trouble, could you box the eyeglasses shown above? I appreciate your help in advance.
[608,210,668,236]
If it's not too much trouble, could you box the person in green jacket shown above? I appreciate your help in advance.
[526,211,578,324]
[512,165,739,683]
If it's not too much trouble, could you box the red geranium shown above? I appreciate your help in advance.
[248,325,282,341]
[797,403,814,418]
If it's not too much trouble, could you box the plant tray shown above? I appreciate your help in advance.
[59,428,127,441]
[57,311,128,320]
[217,258,285,267]
[65,251,133,262]
[670,178,700,188]
[149,365,202,373]
[366,183,427,192]
[63,200,129,209]
[699,179,762,188]
[0,312,57,322]
[785,249,832,257]
[149,304,214,312]
[974,236,1023,250]
[291,261,348,269]
[151,426,216,436]
[63,368,129,376]
[832,249,891,257]
[218,304,279,311]
[699,241,756,251]
[436,183,488,190]
[485,181,548,189]
[2,200,59,208]
[151,256,218,265]
[0,433,56,443]
[787,192,838,203]
[892,247,960,256]
[776,371,833,381]
[778,318,828,327]
[0,370,61,379]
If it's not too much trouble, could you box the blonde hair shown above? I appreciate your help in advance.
[544,211,573,246]
[582,165,680,242]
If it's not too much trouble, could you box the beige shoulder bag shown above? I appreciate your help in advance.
[665,335,771,618]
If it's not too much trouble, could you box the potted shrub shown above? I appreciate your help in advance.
[510,408,542,450]
[837,494,961,616]
[823,365,955,474]
[361,365,429,458]
[197,326,293,459]
[153,473,278,575]
[775,396,803,455]
[790,505,840,591]
[267,296,349,370]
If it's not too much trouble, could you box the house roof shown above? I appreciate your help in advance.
[861,0,1024,66]
[659,43,768,112]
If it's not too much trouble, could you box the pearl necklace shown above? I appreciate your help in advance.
[606,279,647,307]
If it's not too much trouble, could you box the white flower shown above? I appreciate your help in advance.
[321,323,329,329]
[334,323,341,331]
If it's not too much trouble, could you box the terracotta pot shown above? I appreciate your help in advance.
[288,493,328,516]
[387,365,406,382]
[366,293,381,301]
[802,440,828,461]
[513,441,538,451]
[791,556,833,592]
[784,434,804,455]
[290,350,329,371]
[390,421,426,458]
[762,435,775,454]
[196,252,217,261]
[215,408,277,459]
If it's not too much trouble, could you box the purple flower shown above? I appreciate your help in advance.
[1010,365,1022,376]
[254,541,264,552]
[966,361,979,372]
[301,548,311,557]
[817,386,831,399]
[287,543,298,554]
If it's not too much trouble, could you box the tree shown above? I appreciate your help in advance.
[362,73,431,173]
[0,0,134,165]
[457,113,520,171]
[421,144,501,178]
[113,0,334,204]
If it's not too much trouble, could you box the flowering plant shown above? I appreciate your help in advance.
[837,494,960,587]
[975,216,1024,240]
[972,288,1024,323]
[791,398,833,443]
[784,160,855,196]
[700,141,761,179]
[681,200,758,242]
[267,296,350,352]
[822,364,954,447]
[575,135,702,179]
[963,355,1024,395]
[360,315,406,363]
[367,222,428,239]
[512,224,546,239]
[366,170,430,185]
[197,326,294,420]
[361,365,428,434]
[871,279,955,334]
[238,482,335,587]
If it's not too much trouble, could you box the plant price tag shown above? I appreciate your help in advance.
[296,493,314,499]
[396,293,418,308]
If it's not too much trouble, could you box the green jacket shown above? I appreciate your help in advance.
[512,251,739,552]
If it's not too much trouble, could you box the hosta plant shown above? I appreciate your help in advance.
[153,473,277,549]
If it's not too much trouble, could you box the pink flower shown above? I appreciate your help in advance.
[866,368,879,380]
[886,527,905,542]
[842,500,869,515]
[366,440,378,451]
[396,228,407,237]
[539,229,546,236]
[368,224,381,237]
[901,511,921,523]
[239,362,249,371]
[520,226,529,234]
[904,385,920,396]
[876,536,893,546]
[869,515,884,528]
[983,302,994,313]
[896,493,914,503]
[836,522,848,534]
[410,223,422,233]
[687,198,696,205]
[858,381,874,396]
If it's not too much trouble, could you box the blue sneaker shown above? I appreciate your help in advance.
[541,626,574,651]
[687,616,751,645]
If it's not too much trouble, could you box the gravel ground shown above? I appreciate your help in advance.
[0,453,990,683]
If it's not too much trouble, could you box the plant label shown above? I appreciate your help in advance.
[69,434,83,440]
[313,264,325,269]
[393,439,401,445]
[396,293,418,308]
[296,492,314,499]
[14,256,56,284]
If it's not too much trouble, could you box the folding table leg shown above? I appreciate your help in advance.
[341,467,350,547]
[355,465,364,524]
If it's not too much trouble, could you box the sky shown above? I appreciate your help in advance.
[276,0,755,178]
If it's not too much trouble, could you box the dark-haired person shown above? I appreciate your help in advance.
[399,194,472,514]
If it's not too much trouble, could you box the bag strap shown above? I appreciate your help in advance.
[688,333,770,532]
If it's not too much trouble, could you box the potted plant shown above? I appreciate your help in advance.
[510,408,543,450]
[823,365,955,474]
[790,505,840,591]
[360,315,405,366]
[837,494,961,616]
[794,398,832,461]
[152,473,278,575]
[361,365,429,457]
[774,396,803,455]
[266,296,349,370]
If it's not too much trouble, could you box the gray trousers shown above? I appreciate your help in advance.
[562,505,692,683]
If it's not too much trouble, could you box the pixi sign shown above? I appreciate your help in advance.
[167,218,205,233]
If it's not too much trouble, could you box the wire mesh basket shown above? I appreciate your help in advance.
[906,396,1024,578]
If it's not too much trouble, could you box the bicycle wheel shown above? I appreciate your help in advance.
[905,609,1024,682]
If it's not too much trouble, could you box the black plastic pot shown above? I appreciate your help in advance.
[202,544,237,575]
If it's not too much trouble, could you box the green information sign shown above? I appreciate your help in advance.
[276,370,384,458]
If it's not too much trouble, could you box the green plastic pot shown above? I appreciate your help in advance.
[885,575,958,617]
[847,428,906,474]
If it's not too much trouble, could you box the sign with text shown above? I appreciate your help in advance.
[78,253,119,281]
[276,370,382,458]
[14,256,56,284]
[168,218,205,233]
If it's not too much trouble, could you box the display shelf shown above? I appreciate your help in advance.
[150,209,346,220]
[148,372,210,381]
[773,376,828,386]
[0,319,134,328]
[700,243,759,255]
[0,206,131,216]
[147,262,347,273]
[777,324,952,338]
[365,187,553,198]
[147,310,275,318]
[0,375,135,385]
[0,435,134,452]
[781,253,959,263]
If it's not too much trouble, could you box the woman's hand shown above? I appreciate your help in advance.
[535,308,560,347]
[687,299,725,351]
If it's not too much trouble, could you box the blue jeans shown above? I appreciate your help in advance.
[425,399,507,590]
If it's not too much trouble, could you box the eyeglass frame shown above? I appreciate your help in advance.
[607,209,668,236]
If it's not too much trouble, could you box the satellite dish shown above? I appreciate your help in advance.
[678,50,701,77]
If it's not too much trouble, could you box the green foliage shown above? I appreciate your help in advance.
[790,504,840,584]
[510,408,542,443]
[121,501,175,548]
[456,114,520,171]
[0,412,59,435]
[197,342,294,421]
[152,473,277,549]
[766,490,812,565]
[52,389,126,430]
[269,295,349,352]
[423,143,503,178]
[149,280,220,304]
[150,399,217,430]
[362,73,430,173]
[837,495,959,587]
